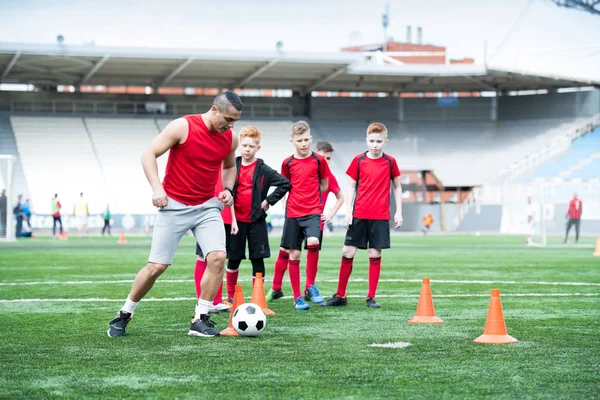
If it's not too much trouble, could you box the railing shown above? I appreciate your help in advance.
[4,99,293,118]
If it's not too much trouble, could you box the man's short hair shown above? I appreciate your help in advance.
[291,121,310,137]
[316,141,334,153]
[240,126,262,144]
[367,122,388,136]
[213,90,243,113]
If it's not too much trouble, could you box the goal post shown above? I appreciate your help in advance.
[0,155,16,242]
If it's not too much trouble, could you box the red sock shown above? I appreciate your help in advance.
[272,250,289,291]
[336,257,354,297]
[289,259,301,299]
[194,260,207,299]
[214,281,224,305]
[368,257,382,298]
[226,269,239,301]
[305,244,320,290]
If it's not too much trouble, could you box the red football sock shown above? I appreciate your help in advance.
[226,269,239,301]
[336,256,354,297]
[214,281,223,305]
[367,257,382,298]
[289,259,301,299]
[194,259,207,299]
[305,244,320,290]
[272,250,289,291]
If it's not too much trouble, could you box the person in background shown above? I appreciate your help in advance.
[22,198,32,232]
[73,192,90,237]
[0,189,7,236]
[422,213,434,235]
[102,205,112,236]
[564,193,582,244]
[13,194,23,238]
[51,194,63,239]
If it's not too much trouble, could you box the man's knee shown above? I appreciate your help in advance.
[146,262,169,278]
[206,251,226,272]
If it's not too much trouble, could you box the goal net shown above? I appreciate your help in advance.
[0,155,16,242]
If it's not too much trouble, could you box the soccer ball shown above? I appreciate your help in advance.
[232,303,267,337]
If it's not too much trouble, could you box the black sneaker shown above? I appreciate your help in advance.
[107,310,132,337]
[321,293,348,307]
[366,297,381,308]
[188,314,220,337]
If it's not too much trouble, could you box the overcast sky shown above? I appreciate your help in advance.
[1,0,599,82]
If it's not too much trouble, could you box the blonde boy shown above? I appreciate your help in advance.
[322,123,403,309]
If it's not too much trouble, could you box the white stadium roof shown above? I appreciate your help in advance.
[1,42,598,93]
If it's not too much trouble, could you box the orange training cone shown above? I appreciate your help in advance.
[408,277,444,324]
[59,230,68,241]
[250,272,275,316]
[220,285,245,336]
[117,231,127,244]
[593,238,600,256]
[474,289,518,344]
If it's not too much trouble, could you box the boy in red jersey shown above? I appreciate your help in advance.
[322,122,403,309]
[266,121,331,311]
[225,126,290,300]
[107,91,242,338]
[267,140,344,304]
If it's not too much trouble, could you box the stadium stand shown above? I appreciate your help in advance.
[10,116,107,214]
[0,115,29,199]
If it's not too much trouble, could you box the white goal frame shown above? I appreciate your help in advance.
[0,155,16,242]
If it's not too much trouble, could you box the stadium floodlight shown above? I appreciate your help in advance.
[551,0,600,15]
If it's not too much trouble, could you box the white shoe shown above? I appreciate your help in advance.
[208,302,232,314]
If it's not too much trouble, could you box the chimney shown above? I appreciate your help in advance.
[406,25,412,44]
[417,27,423,44]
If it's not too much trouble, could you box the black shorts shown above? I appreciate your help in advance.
[280,215,321,251]
[228,220,270,260]
[344,218,390,250]
[196,223,231,257]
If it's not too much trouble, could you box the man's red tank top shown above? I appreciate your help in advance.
[162,115,233,206]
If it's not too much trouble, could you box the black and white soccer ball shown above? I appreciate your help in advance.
[232,303,267,337]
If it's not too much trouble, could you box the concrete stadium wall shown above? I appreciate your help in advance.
[498,90,600,120]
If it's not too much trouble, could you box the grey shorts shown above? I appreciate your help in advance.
[148,196,226,265]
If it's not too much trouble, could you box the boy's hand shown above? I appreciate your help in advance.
[343,214,352,230]
[394,212,403,229]
[261,200,270,212]
[218,190,233,207]
[322,212,333,225]
[231,221,239,235]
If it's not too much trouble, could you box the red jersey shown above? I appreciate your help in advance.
[346,152,401,220]
[162,115,232,206]
[214,169,232,225]
[567,197,582,219]
[321,171,341,214]
[234,160,257,223]
[282,152,330,218]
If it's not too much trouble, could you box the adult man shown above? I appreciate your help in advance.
[107,90,242,338]
[73,192,89,237]
[13,194,23,238]
[564,193,583,244]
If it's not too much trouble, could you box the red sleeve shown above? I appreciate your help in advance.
[320,157,331,180]
[57,201,61,207]
[329,173,341,194]
[346,157,359,181]
[281,158,290,179]
[392,158,401,178]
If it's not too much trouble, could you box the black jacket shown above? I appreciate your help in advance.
[232,157,291,222]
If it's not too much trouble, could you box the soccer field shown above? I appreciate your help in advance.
[0,235,598,399]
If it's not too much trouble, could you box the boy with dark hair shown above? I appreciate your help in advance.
[322,122,403,309]
[266,121,331,311]
[225,126,290,300]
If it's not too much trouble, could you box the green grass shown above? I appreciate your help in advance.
[0,235,599,399]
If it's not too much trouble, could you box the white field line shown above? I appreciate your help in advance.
[1,278,599,287]
[0,293,598,303]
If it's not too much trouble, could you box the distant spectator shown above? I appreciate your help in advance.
[22,199,32,232]
[73,192,90,237]
[266,212,273,234]
[422,213,434,235]
[51,193,63,239]
[13,194,23,238]
[564,193,582,244]
[102,205,112,236]
[0,189,7,236]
